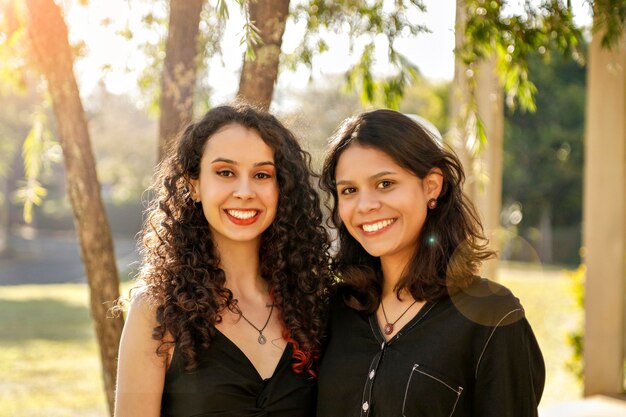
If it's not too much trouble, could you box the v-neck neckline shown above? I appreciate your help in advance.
[368,300,438,345]
[214,327,290,381]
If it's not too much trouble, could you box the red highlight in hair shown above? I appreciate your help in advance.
[271,289,319,378]
[282,328,318,378]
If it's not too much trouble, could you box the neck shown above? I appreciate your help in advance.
[380,252,412,299]
[215,238,267,301]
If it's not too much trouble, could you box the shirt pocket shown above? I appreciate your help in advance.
[402,363,464,417]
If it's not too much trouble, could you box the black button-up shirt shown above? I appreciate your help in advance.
[317,278,545,417]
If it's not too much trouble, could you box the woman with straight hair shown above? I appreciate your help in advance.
[115,103,331,417]
[317,109,544,417]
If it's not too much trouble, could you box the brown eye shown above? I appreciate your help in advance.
[255,172,272,179]
[216,170,234,177]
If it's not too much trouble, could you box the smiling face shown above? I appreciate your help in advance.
[334,144,442,266]
[189,123,278,247]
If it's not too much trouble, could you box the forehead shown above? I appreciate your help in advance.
[203,124,274,160]
[335,144,405,179]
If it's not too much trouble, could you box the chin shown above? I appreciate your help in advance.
[360,245,388,258]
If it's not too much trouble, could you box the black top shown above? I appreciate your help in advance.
[317,278,545,417]
[161,329,316,417]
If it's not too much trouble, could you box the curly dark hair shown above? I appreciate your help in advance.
[320,109,495,313]
[139,103,332,375]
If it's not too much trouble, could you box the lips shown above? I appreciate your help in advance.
[224,209,260,225]
[359,218,396,234]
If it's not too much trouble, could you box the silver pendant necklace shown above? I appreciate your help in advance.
[237,303,274,344]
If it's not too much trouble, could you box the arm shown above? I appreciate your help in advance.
[473,311,545,417]
[114,293,168,417]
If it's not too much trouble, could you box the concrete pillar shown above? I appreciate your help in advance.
[583,29,626,396]
[448,0,504,280]
[448,0,472,175]
[474,58,504,280]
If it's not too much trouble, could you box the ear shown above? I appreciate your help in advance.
[187,177,200,202]
[423,167,443,199]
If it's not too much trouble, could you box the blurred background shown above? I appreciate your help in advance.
[1,0,625,416]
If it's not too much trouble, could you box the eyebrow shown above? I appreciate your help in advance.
[210,158,275,167]
[335,171,397,186]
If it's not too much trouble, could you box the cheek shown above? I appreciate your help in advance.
[265,184,279,211]
[337,199,352,225]
[406,207,428,238]
[203,185,225,205]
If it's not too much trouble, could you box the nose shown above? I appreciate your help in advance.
[356,191,381,213]
[233,178,256,200]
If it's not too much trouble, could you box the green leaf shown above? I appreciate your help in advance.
[14,179,48,224]
[216,0,230,20]
[18,107,59,224]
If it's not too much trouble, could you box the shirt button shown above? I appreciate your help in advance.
[369,370,375,379]
[362,401,369,411]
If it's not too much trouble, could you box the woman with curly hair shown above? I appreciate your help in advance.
[316,109,544,417]
[114,103,331,417]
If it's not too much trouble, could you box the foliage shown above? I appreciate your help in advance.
[0,0,29,93]
[502,48,586,265]
[277,75,363,165]
[461,0,584,114]
[86,87,157,204]
[216,0,262,60]
[127,1,169,115]
[129,0,429,111]
[0,87,38,180]
[14,107,61,223]
[278,73,449,169]
[132,0,428,111]
[286,0,427,109]
[0,2,72,224]
[398,77,450,134]
[119,1,223,117]
[593,0,626,49]
[565,264,585,383]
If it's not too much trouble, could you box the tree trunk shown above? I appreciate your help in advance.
[158,0,205,160]
[24,1,123,414]
[237,0,290,110]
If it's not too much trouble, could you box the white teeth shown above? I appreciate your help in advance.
[361,219,395,233]
[227,209,258,219]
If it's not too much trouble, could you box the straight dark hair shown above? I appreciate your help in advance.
[320,109,495,313]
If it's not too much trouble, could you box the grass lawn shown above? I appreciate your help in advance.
[0,283,134,417]
[0,264,581,415]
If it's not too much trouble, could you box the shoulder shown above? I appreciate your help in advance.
[448,277,525,328]
[127,286,160,320]
[123,286,174,344]
[120,286,174,355]
[120,287,160,340]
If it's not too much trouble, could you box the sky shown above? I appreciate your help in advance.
[66,0,593,106]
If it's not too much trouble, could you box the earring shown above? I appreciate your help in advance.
[427,198,437,210]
